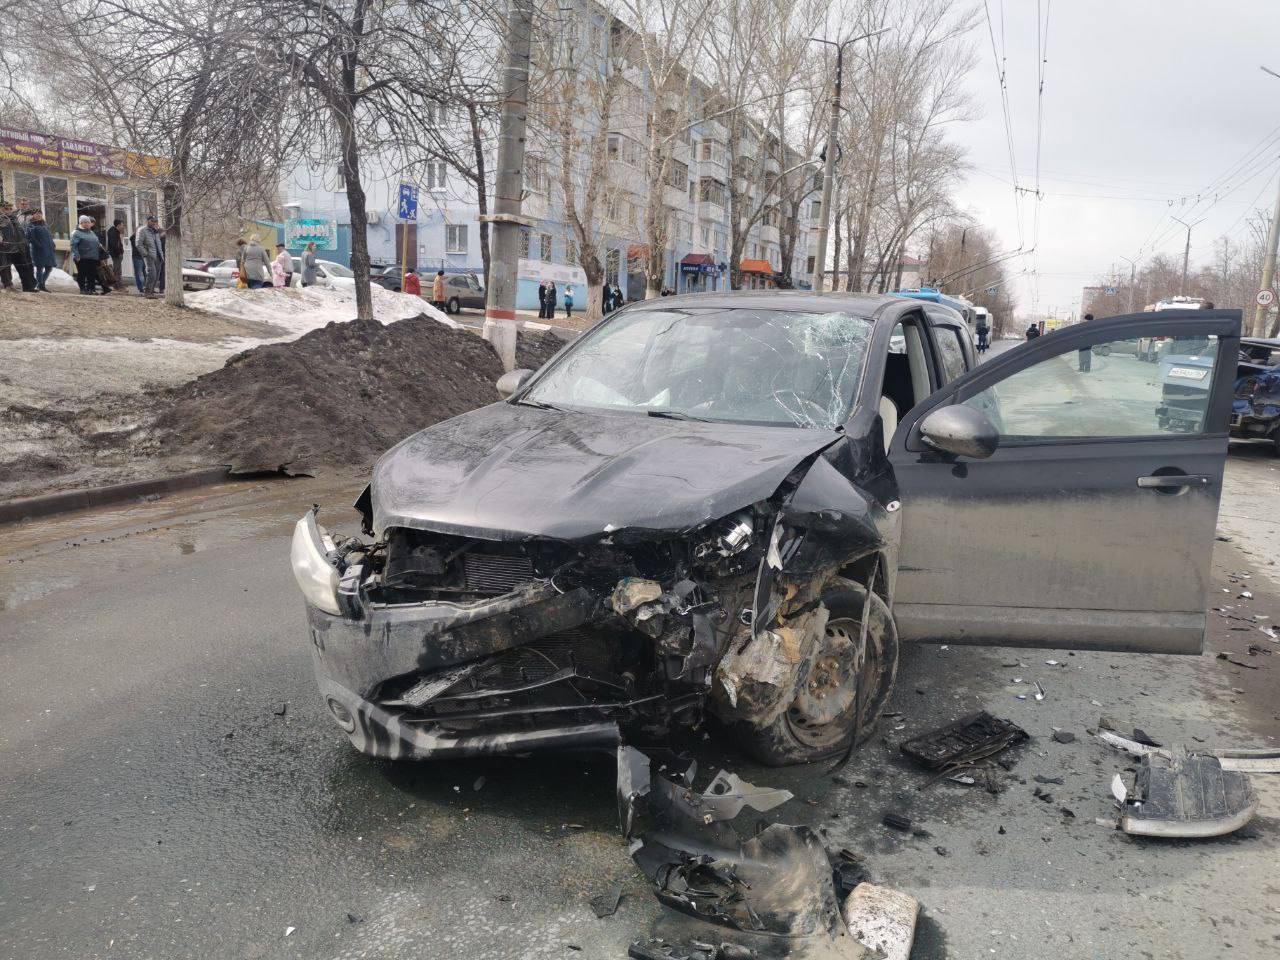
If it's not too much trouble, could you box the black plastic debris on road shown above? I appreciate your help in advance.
[590,884,623,918]
[899,711,1028,783]
[1115,751,1258,838]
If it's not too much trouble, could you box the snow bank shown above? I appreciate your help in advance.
[44,268,80,293]
[186,282,458,337]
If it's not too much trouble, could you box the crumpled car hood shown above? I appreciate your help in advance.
[369,403,840,541]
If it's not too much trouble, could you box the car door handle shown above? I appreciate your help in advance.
[1136,474,1211,489]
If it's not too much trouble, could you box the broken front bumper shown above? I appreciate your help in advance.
[304,587,623,760]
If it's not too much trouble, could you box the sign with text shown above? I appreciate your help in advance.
[517,258,587,286]
[285,218,338,250]
[0,126,166,180]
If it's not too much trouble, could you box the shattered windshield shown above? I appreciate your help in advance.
[523,307,872,428]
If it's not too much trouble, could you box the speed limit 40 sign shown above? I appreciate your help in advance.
[1257,288,1276,307]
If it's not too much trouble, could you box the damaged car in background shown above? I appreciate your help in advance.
[291,294,1242,765]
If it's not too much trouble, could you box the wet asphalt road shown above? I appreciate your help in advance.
[3,428,1280,958]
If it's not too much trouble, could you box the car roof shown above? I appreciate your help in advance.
[632,290,898,317]
[1241,337,1280,348]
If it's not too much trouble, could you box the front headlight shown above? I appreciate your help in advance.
[291,512,341,615]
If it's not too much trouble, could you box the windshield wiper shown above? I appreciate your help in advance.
[646,408,709,422]
[515,398,564,412]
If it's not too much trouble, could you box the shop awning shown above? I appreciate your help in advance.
[739,258,773,274]
[680,253,716,273]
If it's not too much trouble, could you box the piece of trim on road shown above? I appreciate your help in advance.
[0,466,234,525]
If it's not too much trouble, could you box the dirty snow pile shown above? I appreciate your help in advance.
[151,317,566,475]
[186,283,457,338]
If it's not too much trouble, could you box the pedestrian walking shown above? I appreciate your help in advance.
[537,280,548,318]
[130,227,147,292]
[239,234,271,289]
[431,269,446,311]
[272,243,292,288]
[403,270,421,296]
[107,219,126,289]
[26,211,55,291]
[136,216,165,298]
[300,242,318,287]
[1025,322,1041,341]
[0,201,37,292]
[71,215,105,295]
[612,283,623,310]
[563,283,574,319]
[1078,314,1094,372]
[601,284,614,313]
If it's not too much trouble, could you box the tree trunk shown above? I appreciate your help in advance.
[162,182,184,307]
[582,254,604,323]
[336,92,373,322]
[469,104,491,292]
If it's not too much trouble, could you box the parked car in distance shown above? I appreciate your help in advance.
[291,294,1240,769]
[181,266,215,292]
[370,265,404,291]
[202,258,240,287]
[288,257,355,288]
[440,271,485,313]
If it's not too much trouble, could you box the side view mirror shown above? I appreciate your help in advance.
[496,368,534,398]
[919,405,999,460]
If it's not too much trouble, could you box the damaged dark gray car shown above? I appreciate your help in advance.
[292,294,1241,764]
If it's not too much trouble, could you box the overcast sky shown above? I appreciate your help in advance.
[949,0,1279,317]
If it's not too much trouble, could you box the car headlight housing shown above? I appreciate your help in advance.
[290,512,341,615]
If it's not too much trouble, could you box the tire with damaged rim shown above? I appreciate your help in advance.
[741,581,898,766]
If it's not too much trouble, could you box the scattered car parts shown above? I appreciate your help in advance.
[1113,751,1258,839]
[899,711,1028,782]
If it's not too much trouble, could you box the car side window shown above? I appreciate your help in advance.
[963,335,1221,439]
[933,328,967,383]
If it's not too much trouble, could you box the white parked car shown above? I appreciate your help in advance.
[290,257,355,288]
[181,267,216,292]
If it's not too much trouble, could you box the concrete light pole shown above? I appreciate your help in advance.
[482,0,535,371]
[808,27,891,293]
[1252,67,1280,336]
[1171,215,1203,297]
[1120,255,1138,313]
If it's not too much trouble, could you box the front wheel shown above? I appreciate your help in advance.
[739,581,899,766]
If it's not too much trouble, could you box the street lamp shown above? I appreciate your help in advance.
[809,26,893,293]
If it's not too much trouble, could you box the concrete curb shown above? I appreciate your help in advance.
[0,466,233,526]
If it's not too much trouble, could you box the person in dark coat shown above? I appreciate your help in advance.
[544,280,556,319]
[0,201,37,292]
[107,220,126,290]
[1025,322,1041,341]
[1078,314,1094,371]
[26,211,56,292]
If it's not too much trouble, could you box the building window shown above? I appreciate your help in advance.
[699,140,712,162]
[806,256,816,274]
[698,177,726,207]
[12,172,72,240]
[445,224,468,254]
[762,208,778,228]
[700,225,710,246]
[426,161,447,191]
[567,237,579,265]
[688,181,695,203]
[519,229,530,259]
[607,133,639,166]
[811,171,823,192]
[606,248,621,285]
[538,232,552,262]
[809,199,822,219]
[525,155,548,193]
[714,230,726,251]
[665,160,688,192]
[426,101,448,127]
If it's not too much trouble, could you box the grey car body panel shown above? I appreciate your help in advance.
[889,310,1241,654]
[369,401,843,541]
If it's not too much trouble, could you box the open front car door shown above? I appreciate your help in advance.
[889,310,1241,654]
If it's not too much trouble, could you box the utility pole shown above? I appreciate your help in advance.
[1120,255,1138,313]
[1253,169,1280,336]
[1171,215,1203,296]
[808,27,891,293]
[482,0,534,371]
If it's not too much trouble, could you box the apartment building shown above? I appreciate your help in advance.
[280,0,818,308]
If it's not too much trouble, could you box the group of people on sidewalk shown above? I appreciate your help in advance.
[0,196,174,297]
[233,235,318,289]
